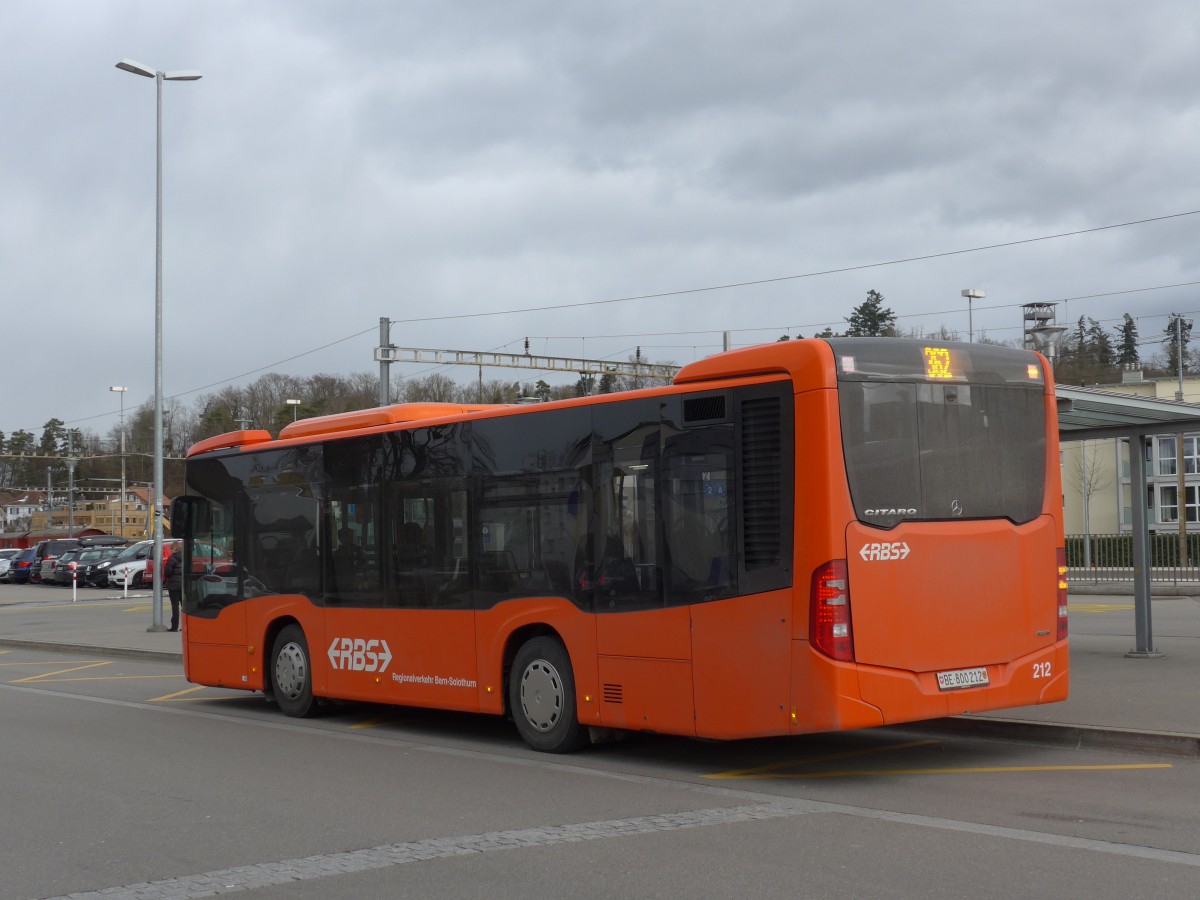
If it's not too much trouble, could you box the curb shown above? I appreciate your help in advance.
[902,715,1200,759]
[1068,582,1197,597]
[0,638,182,664]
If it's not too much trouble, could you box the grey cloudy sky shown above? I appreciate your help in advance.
[4,0,1199,439]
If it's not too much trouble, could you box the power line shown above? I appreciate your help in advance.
[43,206,1200,435]
[385,209,1200,325]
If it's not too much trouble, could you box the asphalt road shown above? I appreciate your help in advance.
[2,644,1198,900]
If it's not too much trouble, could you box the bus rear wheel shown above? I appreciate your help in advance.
[509,637,587,753]
[271,624,317,717]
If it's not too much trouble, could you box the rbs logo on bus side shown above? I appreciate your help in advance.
[859,541,911,562]
[327,637,393,673]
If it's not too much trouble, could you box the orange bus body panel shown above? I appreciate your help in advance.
[790,646,885,733]
[183,604,248,688]
[595,605,691,660]
[847,517,1059,673]
[691,589,792,739]
[316,607,481,712]
[596,656,695,735]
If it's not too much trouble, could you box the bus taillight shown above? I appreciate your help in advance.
[811,559,854,662]
[1056,548,1069,641]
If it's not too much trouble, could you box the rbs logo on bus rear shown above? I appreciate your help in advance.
[859,541,911,562]
[327,637,393,673]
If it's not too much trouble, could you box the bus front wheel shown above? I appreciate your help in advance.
[271,625,317,718]
[509,637,588,753]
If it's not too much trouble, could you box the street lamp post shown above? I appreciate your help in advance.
[285,398,302,422]
[116,58,201,632]
[109,386,127,539]
[961,289,986,343]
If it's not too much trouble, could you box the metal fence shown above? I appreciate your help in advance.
[1066,532,1200,583]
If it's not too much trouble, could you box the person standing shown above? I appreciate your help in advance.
[164,546,183,632]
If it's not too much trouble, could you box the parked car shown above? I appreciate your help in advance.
[76,546,125,587]
[143,539,226,584]
[38,556,59,584]
[30,539,83,584]
[48,549,86,585]
[7,547,38,584]
[0,548,20,582]
[108,540,154,588]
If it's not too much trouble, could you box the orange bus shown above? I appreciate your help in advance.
[172,338,1068,752]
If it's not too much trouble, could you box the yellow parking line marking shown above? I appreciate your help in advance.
[147,691,246,705]
[709,762,1172,780]
[1068,603,1134,613]
[710,739,936,780]
[0,600,148,611]
[782,763,1173,779]
[351,714,405,730]
[31,674,181,683]
[1,660,98,667]
[12,661,111,683]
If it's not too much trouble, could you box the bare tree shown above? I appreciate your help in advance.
[1066,441,1114,566]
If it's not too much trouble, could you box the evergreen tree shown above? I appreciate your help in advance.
[1114,314,1139,367]
[1086,318,1115,369]
[1163,314,1193,375]
[37,419,66,457]
[6,430,36,487]
[1072,315,1089,356]
[845,290,897,337]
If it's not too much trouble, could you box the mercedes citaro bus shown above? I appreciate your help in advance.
[171,338,1068,751]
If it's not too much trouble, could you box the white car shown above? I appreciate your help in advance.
[0,548,20,582]
[107,540,154,588]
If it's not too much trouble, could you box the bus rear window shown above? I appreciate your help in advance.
[834,348,1047,527]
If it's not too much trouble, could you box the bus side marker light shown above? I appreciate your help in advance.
[1056,548,1069,641]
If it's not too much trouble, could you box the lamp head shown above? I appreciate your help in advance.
[115,59,156,78]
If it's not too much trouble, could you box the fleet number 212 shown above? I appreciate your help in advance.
[1033,661,1052,679]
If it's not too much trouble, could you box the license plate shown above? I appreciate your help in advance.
[936,667,989,691]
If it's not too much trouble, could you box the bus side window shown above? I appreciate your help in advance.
[663,425,735,605]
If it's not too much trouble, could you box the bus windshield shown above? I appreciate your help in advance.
[829,338,1047,528]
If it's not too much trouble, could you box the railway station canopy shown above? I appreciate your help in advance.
[1055,383,1200,656]
[1056,384,1200,442]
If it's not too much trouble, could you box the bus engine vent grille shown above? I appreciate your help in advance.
[741,396,783,569]
[683,394,727,425]
[602,683,624,704]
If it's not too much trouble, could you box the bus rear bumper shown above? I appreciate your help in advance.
[791,641,1069,734]
[856,640,1070,725]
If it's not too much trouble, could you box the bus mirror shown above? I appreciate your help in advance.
[169,496,209,539]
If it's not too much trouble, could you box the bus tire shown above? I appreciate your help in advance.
[271,624,317,718]
[509,636,587,753]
